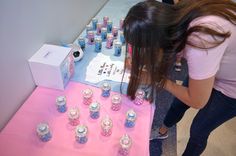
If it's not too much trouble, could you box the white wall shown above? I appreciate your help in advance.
[0,0,108,130]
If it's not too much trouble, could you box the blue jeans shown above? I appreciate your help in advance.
[163,79,236,156]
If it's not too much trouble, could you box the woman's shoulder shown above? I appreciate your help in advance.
[189,15,235,32]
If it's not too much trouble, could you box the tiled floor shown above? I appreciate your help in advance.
[177,109,236,156]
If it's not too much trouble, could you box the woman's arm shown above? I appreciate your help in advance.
[164,76,215,109]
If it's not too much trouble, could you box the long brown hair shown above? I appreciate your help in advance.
[123,0,236,102]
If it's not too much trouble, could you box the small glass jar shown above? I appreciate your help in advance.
[125,109,137,128]
[118,134,132,156]
[101,116,113,136]
[82,88,93,105]
[95,37,102,52]
[106,34,113,49]
[75,125,88,144]
[86,24,93,37]
[92,17,98,30]
[114,41,122,57]
[111,94,122,111]
[101,27,107,41]
[119,18,124,30]
[68,107,80,126]
[101,82,111,97]
[134,89,145,105]
[56,96,67,113]
[107,20,113,33]
[120,31,125,45]
[103,16,109,27]
[112,26,118,39]
[96,22,103,35]
[89,102,100,119]
[36,123,52,142]
[87,31,95,45]
[78,36,86,50]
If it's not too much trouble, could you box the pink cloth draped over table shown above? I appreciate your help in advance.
[0,82,153,156]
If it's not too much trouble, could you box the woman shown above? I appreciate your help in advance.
[123,0,236,155]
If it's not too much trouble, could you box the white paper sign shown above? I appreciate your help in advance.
[85,53,130,83]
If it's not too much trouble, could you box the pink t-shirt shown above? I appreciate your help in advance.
[184,15,236,99]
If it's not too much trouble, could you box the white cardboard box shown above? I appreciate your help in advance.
[28,44,74,90]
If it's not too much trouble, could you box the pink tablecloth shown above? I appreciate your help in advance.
[0,82,154,156]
